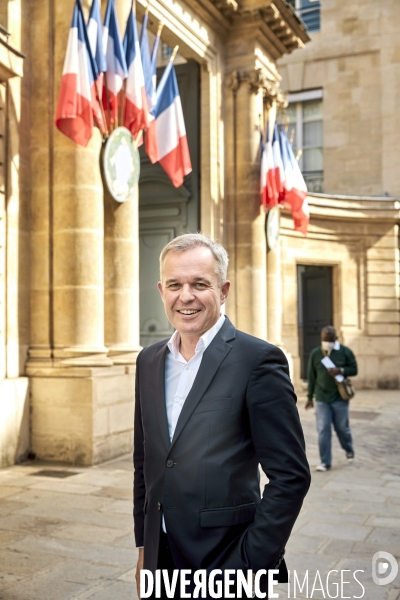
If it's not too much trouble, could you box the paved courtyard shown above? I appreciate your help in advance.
[1,390,400,600]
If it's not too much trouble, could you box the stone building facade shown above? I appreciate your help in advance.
[0,0,308,467]
[277,0,400,389]
[1,0,399,469]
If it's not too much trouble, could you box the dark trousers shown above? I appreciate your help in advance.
[153,532,180,599]
[154,532,267,600]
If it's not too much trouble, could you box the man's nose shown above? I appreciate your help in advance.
[180,284,195,302]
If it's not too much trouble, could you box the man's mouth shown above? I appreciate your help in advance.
[177,309,201,315]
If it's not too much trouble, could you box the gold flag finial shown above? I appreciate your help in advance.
[170,45,179,62]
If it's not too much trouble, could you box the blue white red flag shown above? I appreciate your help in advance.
[87,0,106,132]
[279,125,309,234]
[103,0,128,126]
[272,122,285,201]
[146,62,192,187]
[55,0,97,146]
[150,28,161,110]
[260,131,268,211]
[266,124,278,208]
[123,3,148,136]
[139,12,157,112]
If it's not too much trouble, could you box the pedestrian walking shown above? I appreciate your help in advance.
[305,325,358,472]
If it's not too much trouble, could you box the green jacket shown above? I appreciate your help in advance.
[307,344,358,403]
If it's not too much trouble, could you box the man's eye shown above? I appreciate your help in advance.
[195,283,206,288]
[168,284,180,289]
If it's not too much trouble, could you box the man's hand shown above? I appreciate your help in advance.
[305,399,314,410]
[136,547,144,599]
[327,367,342,377]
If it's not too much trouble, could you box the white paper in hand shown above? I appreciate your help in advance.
[321,356,344,382]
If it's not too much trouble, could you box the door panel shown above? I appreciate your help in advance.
[298,266,333,379]
[139,61,200,347]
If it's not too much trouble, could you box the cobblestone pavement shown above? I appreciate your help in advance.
[1,390,400,600]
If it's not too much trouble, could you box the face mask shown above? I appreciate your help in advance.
[321,341,335,352]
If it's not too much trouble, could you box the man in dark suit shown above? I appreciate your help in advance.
[134,233,310,598]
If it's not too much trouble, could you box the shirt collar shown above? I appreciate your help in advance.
[167,314,226,360]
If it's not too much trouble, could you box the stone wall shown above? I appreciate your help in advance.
[278,0,400,198]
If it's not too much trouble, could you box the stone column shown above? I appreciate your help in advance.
[52,132,109,363]
[225,70,267,339]
[104,183,141,363]
[267,244,283,346]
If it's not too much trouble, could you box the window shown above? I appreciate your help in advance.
[288,0,321,33]
[284,90,324,193]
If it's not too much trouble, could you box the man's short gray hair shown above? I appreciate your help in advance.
[160,233,229,287]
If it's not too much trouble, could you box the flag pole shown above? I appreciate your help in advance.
[170,45,179,62]
[104,72,112,131]
[156,21,164,37]
[134,130,143,147]
[95,82,109,138]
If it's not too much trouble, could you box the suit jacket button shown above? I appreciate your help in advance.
[166,459,174,468]
[157,502,161,511]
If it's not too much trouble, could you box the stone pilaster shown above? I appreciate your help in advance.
[267,243,283,346]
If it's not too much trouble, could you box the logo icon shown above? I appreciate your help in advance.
[372,551,399,586]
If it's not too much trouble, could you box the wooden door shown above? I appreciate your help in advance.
[138,61,200,347]
[298,265,333,379]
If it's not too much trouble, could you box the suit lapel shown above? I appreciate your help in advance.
[169,318,236,453]
[153,343,171,452]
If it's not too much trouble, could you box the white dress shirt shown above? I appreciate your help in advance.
[165,313,226,442]
[161,314,226,532]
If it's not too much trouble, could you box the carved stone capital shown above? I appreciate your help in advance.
[226,68,283,106]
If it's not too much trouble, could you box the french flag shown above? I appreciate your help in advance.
[260,131,268,211]
[103,0,128,127]
[150,26,161,110]
[139,12,156,112]
[146,62,192,187]
[87,0,106,132]
[141,15,160,158]
[272,122,285,201]
[123,3,148,137]
[280,125,309,234]
[266,124,278,208]
[55,0,97,147]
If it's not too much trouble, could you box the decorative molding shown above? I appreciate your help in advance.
[226,68,287,108]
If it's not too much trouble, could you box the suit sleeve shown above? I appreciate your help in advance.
[133,350,146,547]
[241,346,311,572]
[343,347,357,378]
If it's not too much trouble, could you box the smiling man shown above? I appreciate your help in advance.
[133,233,310,599]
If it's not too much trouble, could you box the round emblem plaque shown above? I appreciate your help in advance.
[103,127,140,202]
[266,205,281,251]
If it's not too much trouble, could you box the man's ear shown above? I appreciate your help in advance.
[157,282,164,298]
[220,281,231,304]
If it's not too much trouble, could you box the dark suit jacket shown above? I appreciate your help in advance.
[134,317,310,582]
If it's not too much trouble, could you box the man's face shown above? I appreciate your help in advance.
[158,247,230,339]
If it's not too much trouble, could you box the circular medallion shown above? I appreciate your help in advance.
[103,127,140,202]
[266,205,281,251]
